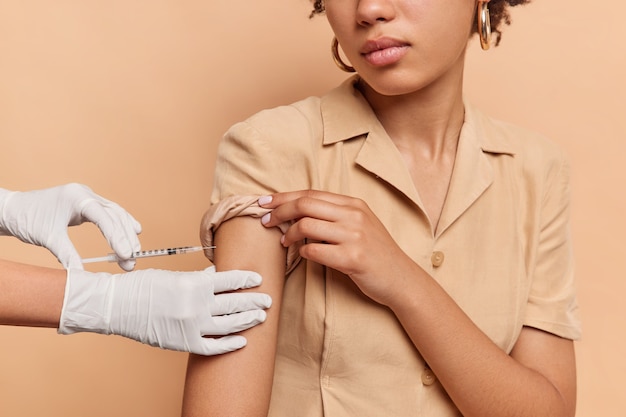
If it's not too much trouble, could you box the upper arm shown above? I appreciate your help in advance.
[182,107,310,416]
[182,216,286,417]
[510,326,577,417]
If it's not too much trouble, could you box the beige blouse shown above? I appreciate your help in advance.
[201,76,581,416]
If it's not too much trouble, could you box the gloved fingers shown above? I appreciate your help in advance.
[211,292,272,316]
[192,335,248,356]
[46,233,85,270]
[117,258,137,272]
[80,197,142,262]
[202,309,267,336]
[207,268,263,293]
[61,251,85,271]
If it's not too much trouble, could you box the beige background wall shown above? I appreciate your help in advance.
[0,1,623,416]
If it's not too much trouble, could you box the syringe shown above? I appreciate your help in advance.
[81,246,214,264]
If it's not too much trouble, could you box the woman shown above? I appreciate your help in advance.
[182,0,581,415]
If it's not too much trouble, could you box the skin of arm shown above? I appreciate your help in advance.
[182,216,286,417]
[391,261,576,417]
[0,259,66,327]
[259,190,577,417]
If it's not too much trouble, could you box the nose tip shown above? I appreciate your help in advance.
[357,2,395,26]
[359,17,390,28]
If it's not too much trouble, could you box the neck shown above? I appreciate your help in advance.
[357,62,466,161]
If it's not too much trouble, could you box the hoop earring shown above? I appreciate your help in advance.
[477,1,491,51]
[331,37,356,73]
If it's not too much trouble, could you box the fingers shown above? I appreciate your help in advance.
[51,236,85,270]
[280,218,338,247]
[202,309,268,336]
[258,190,367,227]
[211,292,272,316]
[259,190,353,209]
[259,192,347,229]
[117,258,137,272]
[193,335,248,356]
[208,268,264,293]
[81,198,142,263]
[258,191,372,250]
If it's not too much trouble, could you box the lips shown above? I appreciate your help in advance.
[360,37,410,67]
[360,37,409,55]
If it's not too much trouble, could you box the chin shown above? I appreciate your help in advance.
[361,72,429,98]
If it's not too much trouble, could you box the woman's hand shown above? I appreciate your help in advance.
[259,190,418,306]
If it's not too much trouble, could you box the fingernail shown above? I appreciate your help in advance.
[261,212,271,225]
[258,195,273,206]
[280,235,286,246]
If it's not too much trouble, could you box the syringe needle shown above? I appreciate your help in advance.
[81,246,215,264]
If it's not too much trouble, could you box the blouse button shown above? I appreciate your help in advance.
[431,251,445,267]
[421,368,437,386]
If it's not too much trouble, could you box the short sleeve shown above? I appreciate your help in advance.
[524,155,581,340]
[199,195,303,274]
[202,105,318,275]
[210,104,319,203]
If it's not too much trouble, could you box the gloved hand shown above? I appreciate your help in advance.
[0,183,141,271]
[58,266,272,355]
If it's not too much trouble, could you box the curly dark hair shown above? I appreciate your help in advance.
[309,0,531,46]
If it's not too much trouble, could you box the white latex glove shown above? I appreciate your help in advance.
[0,183,141,271]
[58,266,272,355]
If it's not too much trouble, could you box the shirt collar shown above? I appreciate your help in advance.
[320,76,375,145]
[319,75,518,236]
[320,75,517,157]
